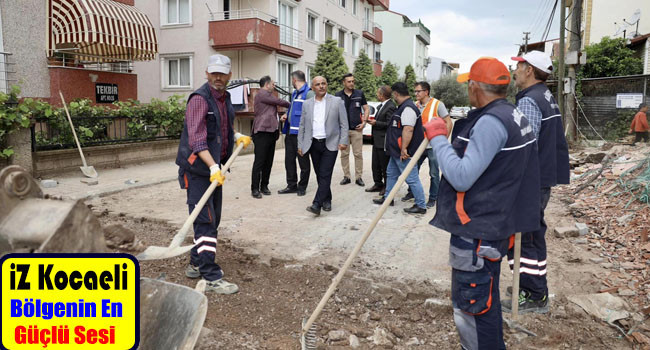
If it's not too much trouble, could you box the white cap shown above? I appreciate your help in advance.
[511,51,553,74]
[207,54,231,74]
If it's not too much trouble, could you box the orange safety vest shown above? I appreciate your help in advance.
[420,98,441,124]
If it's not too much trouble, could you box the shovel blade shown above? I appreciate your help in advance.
[80,166,98,178]
[136,244,194,261]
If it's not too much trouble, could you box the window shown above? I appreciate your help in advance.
[163,0,190,25]
[277,60,295,98]
[374,44,381,62]
[363,7,371,31]
[352,0,358,15]
[339,0,346,8]
[351,35,359,56]
[363,41,371,56]
[307,13,317,41]
[306,64,315,83]
[279,1,298,46]
[325,22,334,40]
[163,56,192,89]
[223,0,230,19]
[338,29,346,50]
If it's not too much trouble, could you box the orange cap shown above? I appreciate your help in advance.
[457,57,511,85]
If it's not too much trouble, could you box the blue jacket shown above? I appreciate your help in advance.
[282,84,311,135]
[385,98,424,159]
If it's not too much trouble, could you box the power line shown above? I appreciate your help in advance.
[528,0,551,34]
[530,0,555,40]
[541,0,559,42]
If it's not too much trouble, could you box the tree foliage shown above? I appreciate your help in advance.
[378,61,399,88]
[581,36,643,78]
[313,39,349,94]
[353,50,377,101]
[403,64,417,98]
[430,75,469,110]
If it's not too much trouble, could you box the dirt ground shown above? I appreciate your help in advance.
[96,190,632,349]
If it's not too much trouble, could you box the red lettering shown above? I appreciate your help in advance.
[74,326,85,344]
[15,326,26,344]
[110,326,115,344]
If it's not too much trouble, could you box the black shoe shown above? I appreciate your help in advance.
[404,205,426,214]
[340,177,351,185]
[278,186,298,194]
[401,192,414,202]
[251,190,262,199]
[502,290,549,314]
[322,202,332,211]
[355,178,365,187]
[365,184,383,192]
[297,189,306,196]
[426,199,436,208]
[379,188,386,196]
[306,204,321,216]
[261,187,271,196]
[372,197,394,206]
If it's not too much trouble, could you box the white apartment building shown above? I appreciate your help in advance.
[134,0,388,103]
[374,10,430,81]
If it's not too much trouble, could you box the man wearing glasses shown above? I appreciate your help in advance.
[401,82,452,208]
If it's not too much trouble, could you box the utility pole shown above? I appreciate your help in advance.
[565,0,582,143]
[523,32,531,53]
[558,0,566,130]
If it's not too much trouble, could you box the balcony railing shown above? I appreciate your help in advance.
[0,52,16,94]
[279,24,303,49]
[47,51,134,73]
[209,9,276,23]
[362,19,381,33]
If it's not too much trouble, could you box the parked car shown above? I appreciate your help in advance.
[449,106,471,119]
[362,101,381,142]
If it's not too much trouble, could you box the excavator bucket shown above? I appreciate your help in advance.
[0,166,106,255]
[139,278,208,350]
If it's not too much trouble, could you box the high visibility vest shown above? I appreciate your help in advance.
[421,98,441,124]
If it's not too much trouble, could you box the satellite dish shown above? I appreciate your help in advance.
[628,9,641,24]
[614,23,625,36]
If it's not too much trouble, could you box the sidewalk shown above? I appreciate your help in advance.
[41,160,179,201]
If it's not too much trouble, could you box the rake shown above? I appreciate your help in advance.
[300,138,429,349]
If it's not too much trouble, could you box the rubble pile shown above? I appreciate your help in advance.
[556,142,650,345]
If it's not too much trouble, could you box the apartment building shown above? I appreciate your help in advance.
[374,10,430,81]
[134,0,389,103]
[1,0,157,104]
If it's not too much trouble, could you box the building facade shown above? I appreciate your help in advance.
[134,0,388,103]
[374,10,430,81]
[0,0,157,103]
[579,0,650,47]
[426,57,459,82]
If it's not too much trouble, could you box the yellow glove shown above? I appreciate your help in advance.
[209,165,225,186]
[235,132,252,149]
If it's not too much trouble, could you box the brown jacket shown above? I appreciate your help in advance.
[253,89,290,134]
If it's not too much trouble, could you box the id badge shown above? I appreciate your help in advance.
[355,102,360,108]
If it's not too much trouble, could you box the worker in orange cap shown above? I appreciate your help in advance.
[422,57,541,349]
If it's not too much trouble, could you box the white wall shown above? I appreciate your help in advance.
[134,0,376,102]
[375,10,428,80]
[586,0,650,46]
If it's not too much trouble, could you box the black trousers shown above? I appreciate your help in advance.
[634,131,649,143]
[284,134,310,190]
[251,131,277,191]
[308,138,338,207]
[371,146,389,187]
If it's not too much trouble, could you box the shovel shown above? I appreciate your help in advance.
[59,91,98,178]
[136,142,245,261]
[301,138,429,350]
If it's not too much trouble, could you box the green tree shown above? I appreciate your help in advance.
[403,64,417,98]
[581,36,643,78]
[313,39,349,94]
[431,75,469,110]
[378,61,399,88]
[352,50,377,101]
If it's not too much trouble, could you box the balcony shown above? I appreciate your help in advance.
[208,9,303,58]
[404,20,431,45]
[362,20,383,44]
[366,0,389,11]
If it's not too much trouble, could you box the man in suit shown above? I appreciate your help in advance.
[298,76,349,216]
[365,85,396,195]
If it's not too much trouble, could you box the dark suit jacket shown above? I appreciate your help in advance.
[371,99,396,148]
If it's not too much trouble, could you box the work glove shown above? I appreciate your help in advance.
[424,118,448,140]
[209,164,225,186]
[235,132,252,149]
